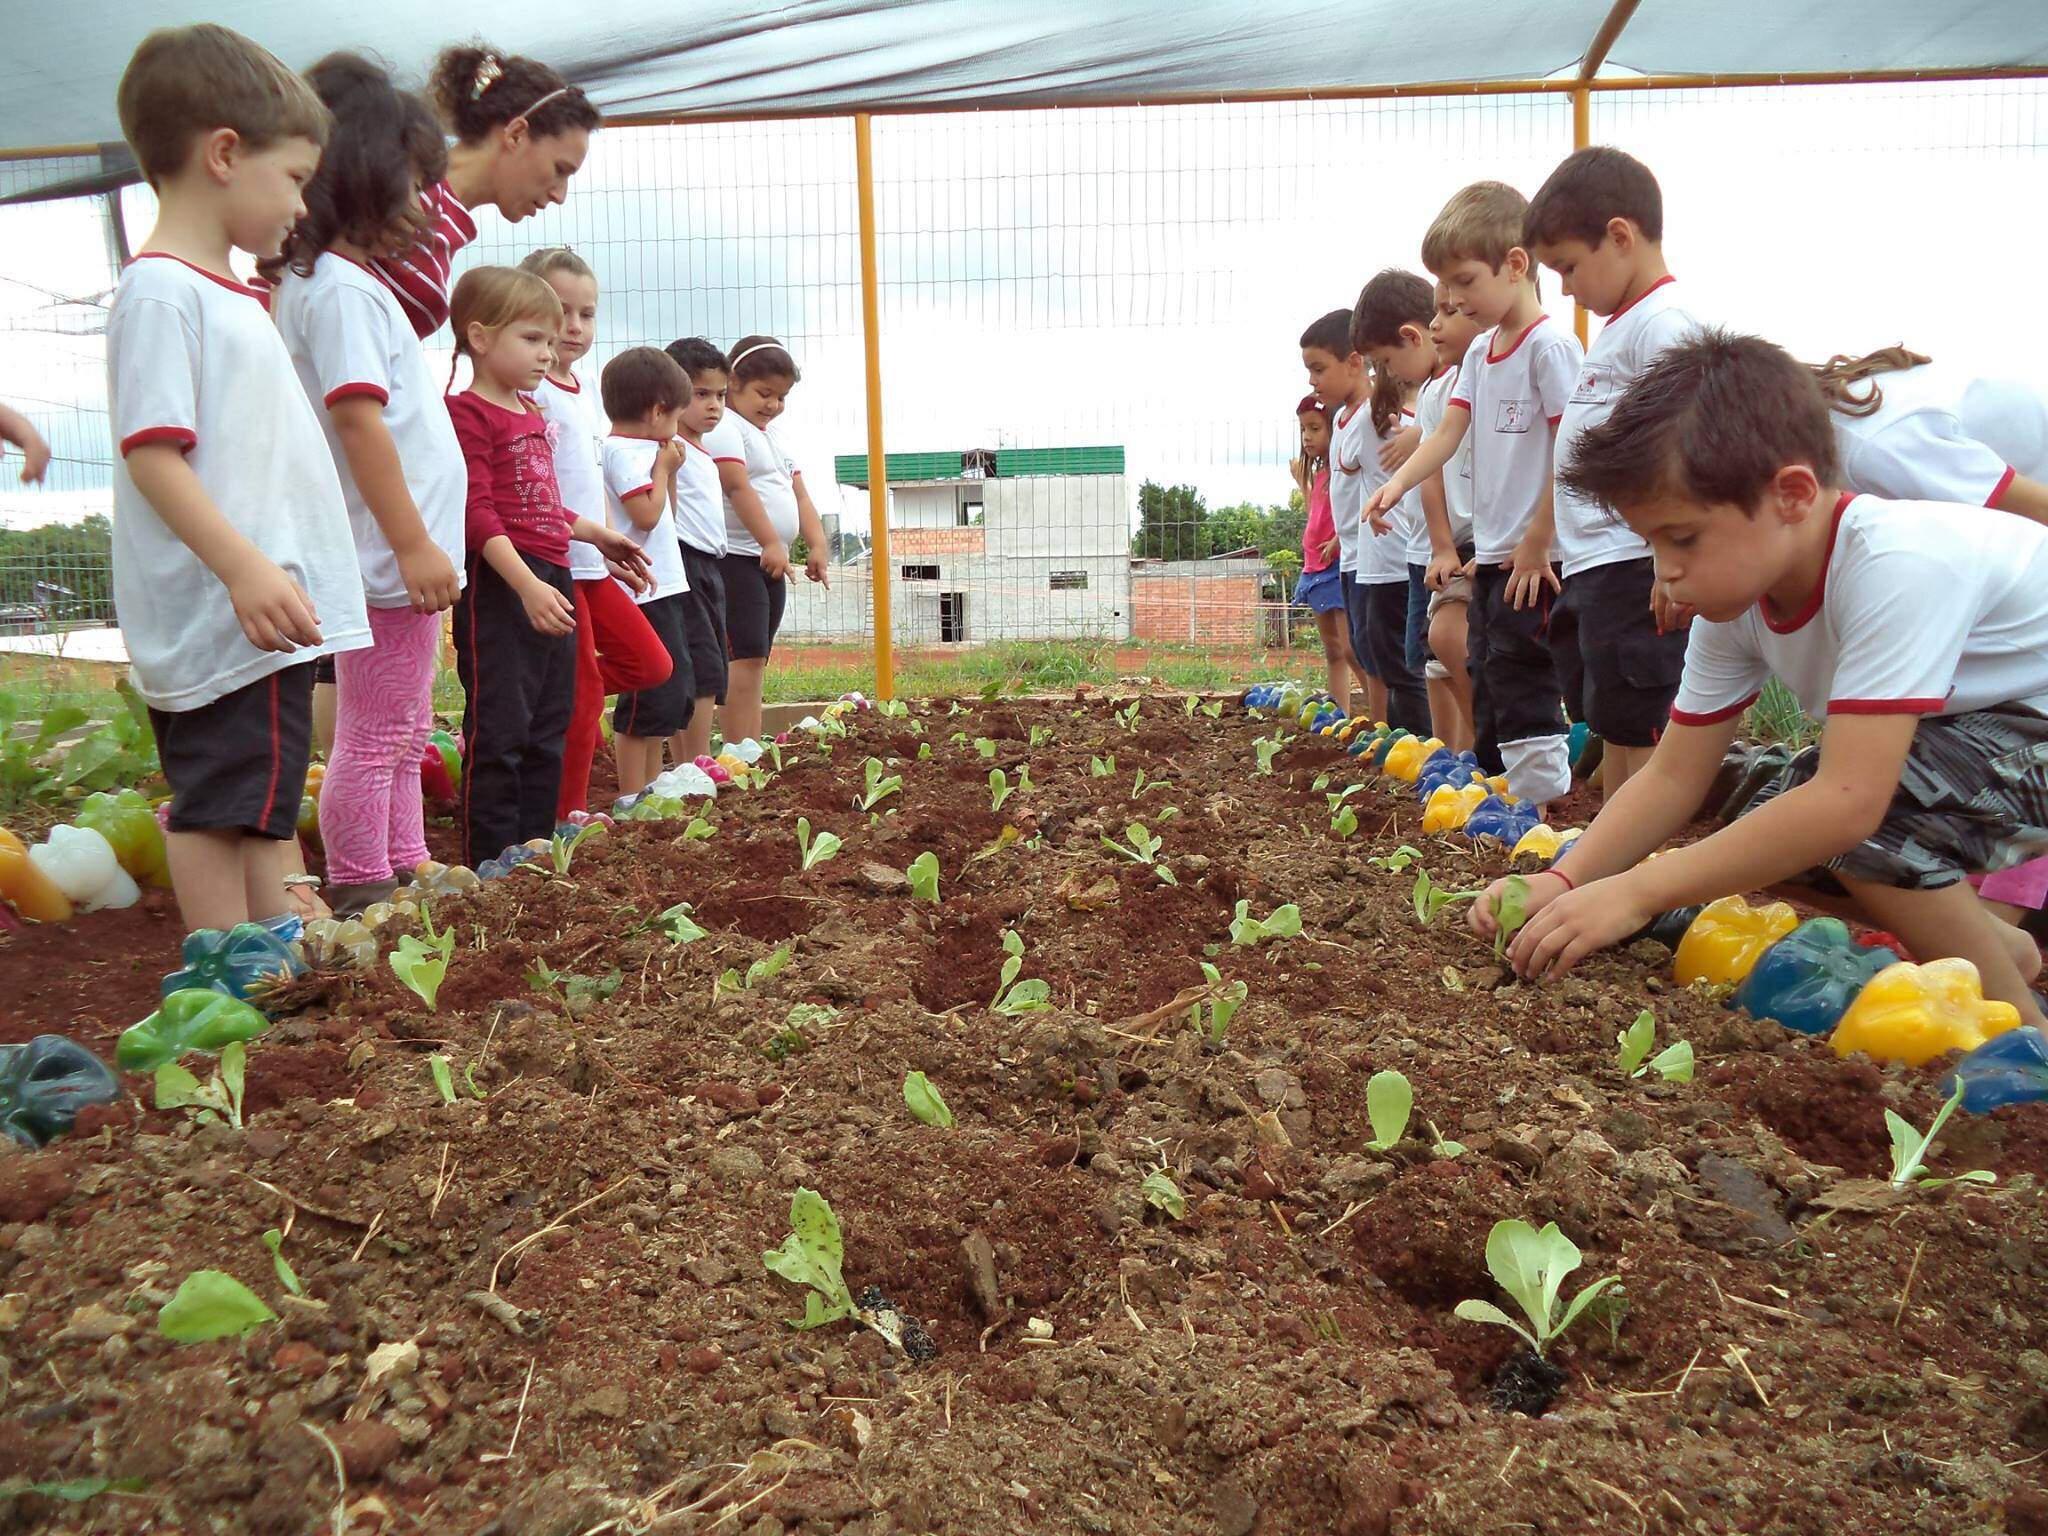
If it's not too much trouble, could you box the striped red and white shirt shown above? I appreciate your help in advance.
[368,180,478,339]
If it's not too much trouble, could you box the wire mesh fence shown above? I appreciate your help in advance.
[0,80,2044,705]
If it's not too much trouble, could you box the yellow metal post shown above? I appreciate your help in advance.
[1572,84,1590,347]
[854,113,895,701]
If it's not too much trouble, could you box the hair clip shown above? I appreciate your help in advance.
[471,54,503,101]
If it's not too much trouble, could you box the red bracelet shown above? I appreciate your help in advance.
[1546,866,1576,891]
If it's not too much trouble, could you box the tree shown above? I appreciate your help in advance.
[1132,481,1207,561]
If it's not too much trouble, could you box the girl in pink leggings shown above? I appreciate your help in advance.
[270,56,470,914]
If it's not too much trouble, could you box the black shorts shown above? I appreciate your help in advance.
[612,593,696,738]
[679,545,730,705]
[722,552,788,662]
[148,662,315,840]
[313,655,336,686]
[1560,557,1687,748]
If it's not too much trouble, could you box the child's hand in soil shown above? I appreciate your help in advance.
[518,577,577,637]
[1504,875,1654,981]
[1470,869,1566,942]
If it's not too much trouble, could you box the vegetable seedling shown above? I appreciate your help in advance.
[1253,735,1286,774]
[1089,754,1116,778]
[1427,1122,1467,1159]
[546,821,602,875]
[1369,845,1424,873]
[860,757,903,810]
[1615,1009,1695,1084]
[1117,700,1142,733]
[154,1040,247,1131]
[880,698,910,718]
[1183,695,1199,718]
[1030,724,1053,747]
[428,1054,457,1105]
[1331,804,1359,839]
[974,737,998,760]
[682,815,716,841]
[261,1229,304,1297]
[989,769,1015,812]
[1365,1070,1412,1151]
[1887,1082,1996,1190]
[1139,1169,1186,1220]
[991,930,1052,1016]
[158,1269,276,1343]
[1412,869,1480,928]
[906,852,941,903]
[1101,822,1174,883]
[1200,701,1223,719]
[1491,874,1531,957]
[657,901,709,944]
[796,817,844,871]
[1454,1219,1622,1359]
[390,902,454,1011]
[1186,961,1247,1044]
[761,1187,856,1329]
[1229,900,1302,946]
[903,1070,954,1128]
[917,742,933,760]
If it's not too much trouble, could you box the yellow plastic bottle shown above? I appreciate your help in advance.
[1510,824,1581,865]
[1831,958,2021,1067]
[1383,736,1446,784]
[1672,895,1799,987]
[1421,783,1488,834]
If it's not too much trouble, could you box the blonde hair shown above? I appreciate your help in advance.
[1421,180,1530,277]
[450,267,563,360]
[117,24,330,188]
[518,246,595,284]
[1807,346,1933,418]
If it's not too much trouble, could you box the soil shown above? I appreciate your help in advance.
[4,694,2048,1535]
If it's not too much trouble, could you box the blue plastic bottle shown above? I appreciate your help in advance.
[1732,916,1900,1036]
[0,1036,121,1148]
[1465,796,1539,845]
[160,921,305,1001]
[1944,1026,2048,1113]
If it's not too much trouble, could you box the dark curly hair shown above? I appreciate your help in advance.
[263,53,446,281]
[429,44,601,144]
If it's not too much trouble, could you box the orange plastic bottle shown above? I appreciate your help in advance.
[0,828,73,923]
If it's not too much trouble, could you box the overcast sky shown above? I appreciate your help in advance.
[4,79,2045,534]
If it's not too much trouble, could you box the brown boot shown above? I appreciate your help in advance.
[326,878,400,919]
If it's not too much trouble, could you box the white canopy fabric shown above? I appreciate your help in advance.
[6,1,2048,198]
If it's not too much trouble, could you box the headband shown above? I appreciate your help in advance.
[729,341,792,371]
[1296,393,1326,416]
[515,87,569,123]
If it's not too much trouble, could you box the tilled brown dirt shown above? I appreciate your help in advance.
[3,695,2048,1535]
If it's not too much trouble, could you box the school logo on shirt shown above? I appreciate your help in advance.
[1494,398,1534,434]
[1571,366,1611,405]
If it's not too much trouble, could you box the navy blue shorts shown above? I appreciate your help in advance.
[1405,564,1430,672]
[1340,570,1377,681]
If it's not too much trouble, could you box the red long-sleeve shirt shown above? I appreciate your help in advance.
[446,391,572,566]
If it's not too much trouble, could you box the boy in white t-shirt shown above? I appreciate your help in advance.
[599,347,693,796]
[1477,331,2048,1029]
[1366,182,1583,807]
[1528,147,1697,795]
[109,26,370,937]
[1300,309,1386,725]
[663,338,735,765]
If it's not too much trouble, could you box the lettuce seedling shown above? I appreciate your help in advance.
[547,821,602,875]
[1454,1219,1622,1359]
[1412,869,1480,927]
[1184,695,1199,718]
[390,902,454,1010]
[1365,1070,1412,1150]
[906,852,941,903]
[155,1040,247,1131]
[880,698,910,718]
[261,1229,304,1297]
[1616,1009,1695,1083]
[797,817,843,871]
[657,902,709,944]
[1187,961,1247,1044]
[974,737,998,760]
[428,1054,457,1104]
[991,930,1052,1015]
[903,1070,954,1128]
[762,1187,856,1329]
[1140,1169,1186,1220]
[989,769,1015,812]
[1030,724,1053,747]
[917,741,933,760]
[1103,821,1162,863]
[1369,845,1424,873]
[1331,804,1359,839]
[681,815,716,841]
[860,757,903,810]
[1089,753,1116,778]
[1229,900,1302,946]
[1253,735,1285,774]
[1427,1122,1467,1159]
[158,1269,276,1343]
[1888,1082,1996,1190]
[1117,700,1142,733]
[1491,874,1532,956]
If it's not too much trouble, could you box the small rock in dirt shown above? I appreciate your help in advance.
[959,1232,1002,1319]
[574,1384,630,1420]
[698,1082,756,1114]
[1036,1135,1081,1168]
[0,1294,27,1333]
[1562,1129,1618,1166]
[1684,1154,1795,1254]
[245,1124,290,1160]
[707,1146,765,1187]
[326,1419,402,1480]
[272,1341,326,1380]
[687,1344,725,1374]
[1253,1069,1304,1109]
[1210,1476,1259,1536]
[1491,1131,1544,1174]
[687,1252,737,1287]
[0,1156,76,1223]
[857,861,910,893]
[54,1303,135,1343]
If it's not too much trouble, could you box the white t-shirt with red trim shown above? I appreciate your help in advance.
[1449,314,1582,566]
[272,253,468,608]
[1413,365,1473,563]
[1832,363,2047,509]
[671,436,728,558]
[602,436,688,604]
[534,371,610,581]
[1668,492,2048,728]
[704,413,801,558]
[1358,407,1422,584]
[107,254,369,711]
[1328,395,1374,575]
[1555,277,1698,578]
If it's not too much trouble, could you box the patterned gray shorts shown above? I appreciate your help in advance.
[1741,706,2048,891]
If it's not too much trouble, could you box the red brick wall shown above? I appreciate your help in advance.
[1130,574,1260,643]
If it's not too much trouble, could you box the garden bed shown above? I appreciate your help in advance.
[3,694,2046,1535]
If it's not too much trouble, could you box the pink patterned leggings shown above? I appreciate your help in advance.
[319,605,441,887]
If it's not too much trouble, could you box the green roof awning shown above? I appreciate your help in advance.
[835,446,1125,486]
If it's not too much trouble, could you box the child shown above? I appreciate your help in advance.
[109,25,368,935]
[270,55,467,917]
[445,267,647,866]
[599,347,694,796]
[1353,268,1470,748]
[1526,146,1696,793]
[1420,282,1482,752]
[1365,181,1583,806]
[703,336,830,745]
[1358,365,1431,735]
[663,338,736,766]
[1300,310,1386,724]
[1482,331,2048,1030]
[521,248,670,819]
[1289,395,1359,713]
[371,46,601,337]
